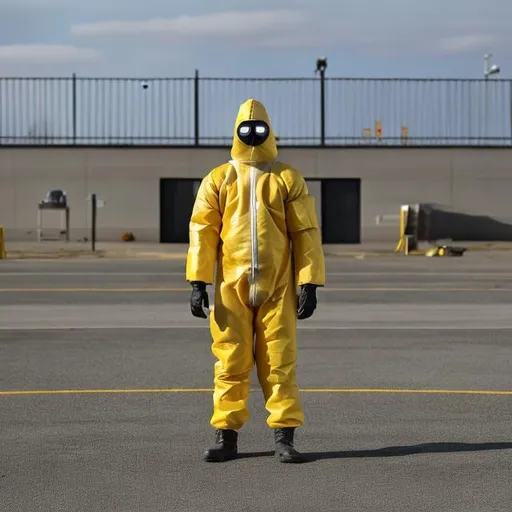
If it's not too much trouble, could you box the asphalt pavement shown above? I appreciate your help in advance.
[0,255,511,511]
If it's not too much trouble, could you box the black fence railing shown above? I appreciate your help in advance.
[0,72,511,146]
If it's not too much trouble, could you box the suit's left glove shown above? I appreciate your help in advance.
[297,284,318,320]
[190,281,209,319]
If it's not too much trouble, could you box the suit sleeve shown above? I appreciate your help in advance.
[284,171,326,287]
[185,172,222,284]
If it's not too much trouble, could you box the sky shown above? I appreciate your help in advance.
[1,0,511,78]
[0,0,511,144]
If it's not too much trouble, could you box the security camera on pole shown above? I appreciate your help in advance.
[484,54,500,79]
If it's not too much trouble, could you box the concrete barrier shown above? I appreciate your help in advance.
[417,203,512,242]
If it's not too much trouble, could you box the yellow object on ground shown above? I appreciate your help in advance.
[186,99,325,430]
[0,226,6,259]
[426,245,466,257]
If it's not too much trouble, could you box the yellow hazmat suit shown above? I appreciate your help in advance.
[186,99,325,432]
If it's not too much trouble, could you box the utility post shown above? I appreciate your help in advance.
[316,57,328,146]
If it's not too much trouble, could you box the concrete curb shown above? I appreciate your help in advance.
[5,249,396,260]
[5,250,108,260]
[464,244,512,252]
[4,242,512,261]
[3,249,189,261]
[324,253,395,259]
[130,252,187,260]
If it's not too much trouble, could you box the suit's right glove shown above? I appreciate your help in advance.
[190,281,209,319]
[297,284,318,320]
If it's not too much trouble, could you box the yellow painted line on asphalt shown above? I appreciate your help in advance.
[301,388,512,395]
[0,287,191,292]
[0,287,512,293]
[1,388,511,397]
[319,288,511,292]
[0,389,213,396]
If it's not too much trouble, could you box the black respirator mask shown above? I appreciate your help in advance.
[237,121,270,147]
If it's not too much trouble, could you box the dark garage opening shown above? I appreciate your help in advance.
[160,178,200,243]
[321,178,361,244]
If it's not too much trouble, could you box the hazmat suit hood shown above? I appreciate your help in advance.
[230,99,278,163]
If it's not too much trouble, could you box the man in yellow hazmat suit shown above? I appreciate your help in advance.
[186,98,325,463]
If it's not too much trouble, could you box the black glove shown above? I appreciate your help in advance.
[297,284,318,320]
[190,281,209,319]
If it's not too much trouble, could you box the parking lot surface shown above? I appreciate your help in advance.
[1,254,511,511]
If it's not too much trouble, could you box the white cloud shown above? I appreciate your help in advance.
[437,34,496,54]
[68,8,512,57]
[1,0,70,10]
[0,44,101,63]
[70,10,309,43]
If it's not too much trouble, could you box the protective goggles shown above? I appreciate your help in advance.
[237,121,270,146]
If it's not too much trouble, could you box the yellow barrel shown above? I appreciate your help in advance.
[0,225,6,259]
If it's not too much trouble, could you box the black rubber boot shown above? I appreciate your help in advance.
[274,427,307,463]
[203,429,238,462]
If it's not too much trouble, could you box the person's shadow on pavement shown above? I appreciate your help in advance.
[229,442,512,463]
[302,441,512,462]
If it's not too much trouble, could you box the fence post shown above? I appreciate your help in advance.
[320,68,326,146]
[194,69,199,145]
[91,193,97,252]
[315,58,327,146]
[509,80,512,146]
[72,72,77,144]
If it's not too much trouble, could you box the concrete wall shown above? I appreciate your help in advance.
[1,146,511,242]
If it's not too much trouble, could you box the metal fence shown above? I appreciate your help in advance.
[0,73,511,146]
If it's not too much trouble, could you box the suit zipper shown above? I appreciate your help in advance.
[249,166,258,306]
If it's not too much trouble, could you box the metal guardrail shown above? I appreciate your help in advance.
[0,74,511,146]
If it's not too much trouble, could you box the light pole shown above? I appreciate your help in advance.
[483,54,502,144]
[315,57,327,146]
[484,53,500,79]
